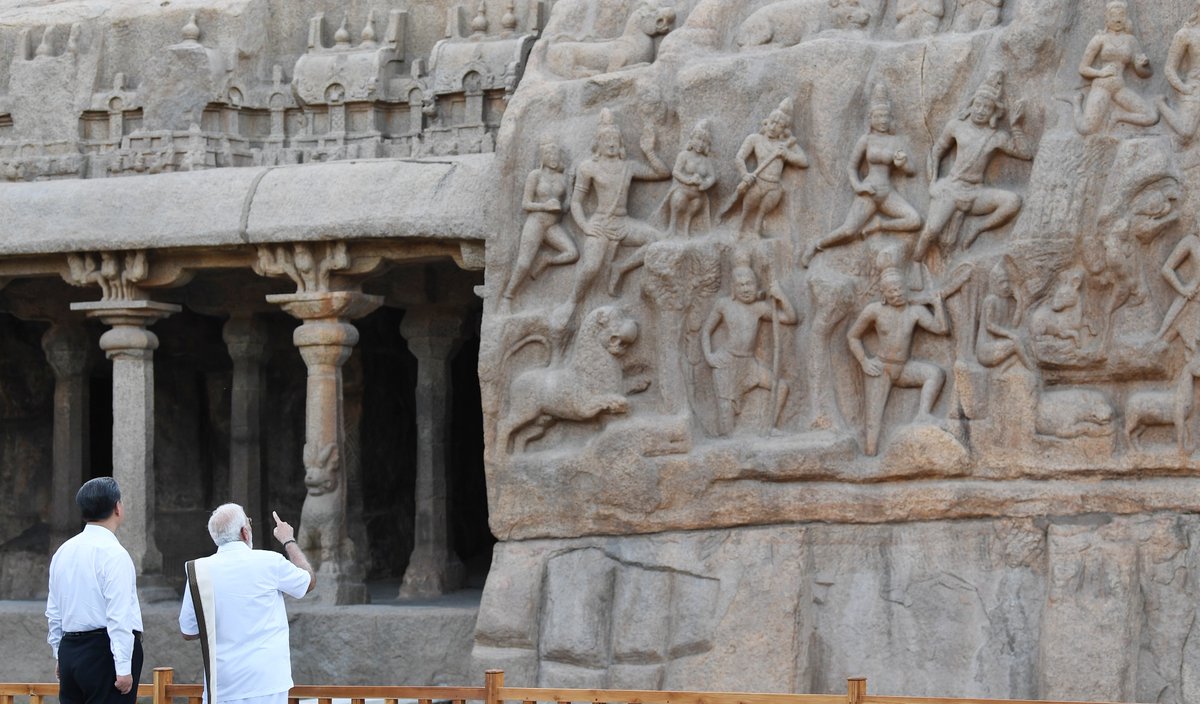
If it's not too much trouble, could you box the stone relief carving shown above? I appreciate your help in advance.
[1159,8,1200,142]
[895,0,944,40]
[735,0,873,50]
[299,441,350,570]
[728,98,809,239]
[1068,0,1156,136]
[65,250,148,301]
[502,139,578,302]
[658,120,717,238]
[542,1,676,79]
[252,242,350,294]
[951,0,1002,33]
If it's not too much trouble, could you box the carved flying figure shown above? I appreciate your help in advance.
[1068,0,1157,135]
[1158,4,1200,142]
[657,119,717,238]
[725,97,809,239]
[951,0,1001,33]
[914,70,1034,260]
[495,305,641,454]
[847,259,968,455]
[802,84,921,267]
[565,108,669,307]
[543,1,676,79]
[895,0,943,39]
[502,140,579,301]
[701,253,798,436]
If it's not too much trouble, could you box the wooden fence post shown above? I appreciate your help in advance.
[846,677,866,704]
[485,669,505,704]
[153,667,174,704]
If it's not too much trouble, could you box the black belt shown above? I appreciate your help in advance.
[64,628,142,640]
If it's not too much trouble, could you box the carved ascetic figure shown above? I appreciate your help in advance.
[802,85,920,267]
[544,1,676,79]
[895,0,943,40]
[1029,267,1089,349]
[847,265,950,456]
[1158,6,1200,142]
[975,261,1031,369]
[1069,0,1156,135]
[567,108,670,304]
[727,98,809,239]
[496,305,640,454]
[1125,356,1200,452]
[951,0,1001,32]
[913,71,1033,260]
[701,255,799,436]
[502,140,579,301]
[658,120,717,238]
[1158,232,1200,349]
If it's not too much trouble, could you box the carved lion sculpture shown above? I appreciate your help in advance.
[299,442,341,569]
[496,306,640,454]
[735,0,870,50]
[544,1,676,79]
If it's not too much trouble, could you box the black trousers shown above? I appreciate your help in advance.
[59,630,144,704]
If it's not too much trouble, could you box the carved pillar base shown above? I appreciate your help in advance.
[70,299,180,603]
[267,290,381,605]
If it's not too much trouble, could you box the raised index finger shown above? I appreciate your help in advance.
[272,510,283,525]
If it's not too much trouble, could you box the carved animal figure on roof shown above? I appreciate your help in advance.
[736,0,871,50]
[495,305,640,454]
[543,1,676,78]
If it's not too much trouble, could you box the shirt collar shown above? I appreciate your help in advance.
[82,523,118,540]
[216,541,251,553]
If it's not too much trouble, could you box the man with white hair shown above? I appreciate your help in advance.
[179,504,315,704]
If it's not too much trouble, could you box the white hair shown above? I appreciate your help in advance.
[207,503,248,546]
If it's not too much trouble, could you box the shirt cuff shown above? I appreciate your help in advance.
[115,659,131,677]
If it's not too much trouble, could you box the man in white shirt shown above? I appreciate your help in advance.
[46,477,144,704]
[179,504,315,704]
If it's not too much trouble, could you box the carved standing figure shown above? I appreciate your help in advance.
[895,0,943,39]
[566,108,670,305]
[503,140,578,301]
[1158,232,1200,349]
[847,266,950,456]
[727,97,809,239]
[658,120,717,238]
[1069,0,1157,135]
[1158,4,1200,142]
[701,256,799,435]
[975,261,1032,368]
[802,85,921,267]
[914,71,1034,260]
[952,0,1001,33]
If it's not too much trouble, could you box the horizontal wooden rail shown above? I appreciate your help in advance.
[0,668,1150,704]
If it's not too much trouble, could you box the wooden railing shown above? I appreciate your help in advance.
[0,668,1142,704]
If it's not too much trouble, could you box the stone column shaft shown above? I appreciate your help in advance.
[42,323,91,551]
[70,299,179,596]
[399,308,466,598]
[223,314,267,546]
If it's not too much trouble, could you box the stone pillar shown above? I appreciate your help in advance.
[222,313,267,547]
[41,322,91,552]
[399,307,466,598]
[267,290,381,604]
[70,299,180,601]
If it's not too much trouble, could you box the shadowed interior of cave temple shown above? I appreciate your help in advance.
[0,260,491,599]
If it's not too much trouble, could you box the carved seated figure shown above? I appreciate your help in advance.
[658,119,717,238]
[975,261,1032,369]
[544,1,676,79]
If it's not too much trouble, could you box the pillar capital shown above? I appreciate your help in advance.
[400,305,469,361]
[41,322,91,379]
[266,290,383,323]
[222,313,268,364]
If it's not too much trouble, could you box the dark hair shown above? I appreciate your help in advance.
[76,477,121,522]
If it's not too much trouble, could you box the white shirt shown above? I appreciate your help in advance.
[179,541,311,702]
[46,524,144,676]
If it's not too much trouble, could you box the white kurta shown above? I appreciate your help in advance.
[179,542,311,704]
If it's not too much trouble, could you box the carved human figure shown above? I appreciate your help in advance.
[952,0,1001,32]
[802,85,920,267]
[975,261,1032,368]
[1069,0,1156,135]
[913,71,1034,260]
[1158,232,1200,350]
[729,98,809,239]
[502,140,579,301]
[1158,5,1200,142]
[1029,268,1088,347]
[567,108,670,304]
[847,266,950,456]
[658,120,717,238]
[701,259,799,435]
[895,0,943,39]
